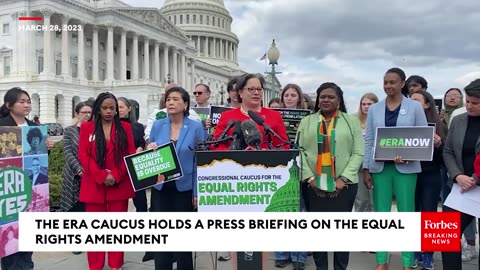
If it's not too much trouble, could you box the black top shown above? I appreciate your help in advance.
[385,104,401,127]
[0,114,36,127]
[120,118,145,149]
[462,115,480,176]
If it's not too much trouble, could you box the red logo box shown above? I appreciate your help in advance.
[421,212,461,252]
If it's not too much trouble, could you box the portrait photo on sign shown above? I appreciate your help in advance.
[22,126,48,156]
[0,127,22,158]
[0,222,19,258]
[26,184,49,213]
[0,157,23,170]
[23,155,48,186]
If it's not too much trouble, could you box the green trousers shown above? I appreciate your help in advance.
[372,163,417,267]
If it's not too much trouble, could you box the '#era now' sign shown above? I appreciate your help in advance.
[373,126,435,161]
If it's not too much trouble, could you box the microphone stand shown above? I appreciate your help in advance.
[266,133,273,150]
[196,136,233,150]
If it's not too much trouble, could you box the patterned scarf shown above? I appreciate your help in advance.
[315,111,338,192]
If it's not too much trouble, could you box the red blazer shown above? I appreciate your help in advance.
[212,107,290,150]
[78,121,136,203]
[475,153,480,178]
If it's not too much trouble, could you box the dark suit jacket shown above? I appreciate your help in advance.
[443,113,480,185]
[0,115,36,127]
[29,172,48,185]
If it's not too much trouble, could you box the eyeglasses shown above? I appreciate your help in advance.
[193,92,203,95]
[446,94,462,98]
[80,111,92,114]
[244,87,263,93]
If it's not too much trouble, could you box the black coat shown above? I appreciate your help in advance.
[0,115,36,127]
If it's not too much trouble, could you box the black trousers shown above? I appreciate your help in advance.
[68,200,85,212]
[442,206,480,270]
[133,188,148,212]
[151,183,194,270]
[0,252,34,270]
[308,184,358,270]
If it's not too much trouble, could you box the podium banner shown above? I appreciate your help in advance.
[124,142,183,191]
[0,125,49,258]
[196,150,301,213]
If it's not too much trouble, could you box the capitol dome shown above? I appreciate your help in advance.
[161,0,239,69]
[265,159,301,212]
[164,0,225,7]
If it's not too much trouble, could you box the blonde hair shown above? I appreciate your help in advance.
[280,84,306,109]
[357,93,379,129]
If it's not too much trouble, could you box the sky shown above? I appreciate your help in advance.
[122,0,480,111]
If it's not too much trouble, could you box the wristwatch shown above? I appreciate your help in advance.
[339,176,351,184]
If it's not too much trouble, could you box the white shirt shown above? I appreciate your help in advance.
[32,172,39,185]
[144,109,202,141]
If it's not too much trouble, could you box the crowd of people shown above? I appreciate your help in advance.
[1,66,480,270]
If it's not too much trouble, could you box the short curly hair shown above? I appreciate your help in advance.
[26,127,43,145]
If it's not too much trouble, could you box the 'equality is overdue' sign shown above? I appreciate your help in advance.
[373,126,434,161]
[124,142,183,191]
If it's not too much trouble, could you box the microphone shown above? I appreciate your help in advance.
[247,110,290,146]
[216,119,235,146]
[229,121,245,150]
[241,120,262,150]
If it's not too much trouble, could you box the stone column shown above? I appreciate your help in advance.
[196,36,200,56]
[9,13,18,75]
[132,34,139,80]
[181,52,186,88]
[61,15,70,78]
[220,39,224,59]
[92,26,99,81]
[163,45,169,82]
[190,59,195,91]
[204,37,209,57]
[120,29,127,80]
[77,22,85,80]
[143,38,150,80]
[39,91,56,123]
[17,10,34,75]
[154,41,160,81]
[40,9,53,75]
[106,24,114,81]
[213,38,216,58]
[172,48,178,83]
[61,94,73,126]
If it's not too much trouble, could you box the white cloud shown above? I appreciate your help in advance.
[122,0,480,103]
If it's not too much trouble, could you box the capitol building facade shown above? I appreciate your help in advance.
[0,0,246,125]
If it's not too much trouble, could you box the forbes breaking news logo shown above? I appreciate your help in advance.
[421,212,461,252]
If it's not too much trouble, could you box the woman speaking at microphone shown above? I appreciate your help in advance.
[212,73,289,150]
[146,87,204,270]
[296,82,364,270]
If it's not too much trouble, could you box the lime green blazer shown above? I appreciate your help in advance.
[296,111,364,183]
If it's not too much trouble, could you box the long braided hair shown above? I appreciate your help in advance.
[90,92,129,168]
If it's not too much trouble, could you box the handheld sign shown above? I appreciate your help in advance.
[124,142,183,191]
[373,126,434,161]
[273,108,311,143]
[0,125,49,258]
[209,106,233,127]
[192,107,210,129]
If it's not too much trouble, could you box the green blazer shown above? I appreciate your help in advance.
[296,111,364,183]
